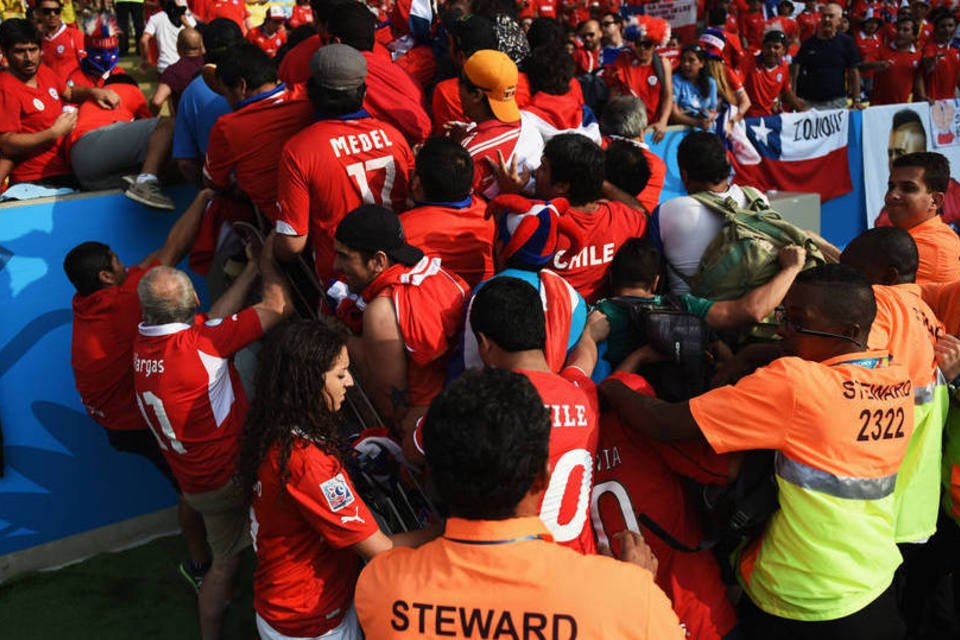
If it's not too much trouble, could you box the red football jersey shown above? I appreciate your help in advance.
[204,84,313,222]
[797,10,820,42]
[394,44,437,90]
[362,50,431,145]
[764,16,798,44]
[741,10,766,51]
[522,367,600,555]
[871,44,921,105]
[550,200,648,304]
[463,118,543,200]
[65,66,126,89]
[0,65,71,183]
[66,81,152,153]
[856,31,883,79]
[251,440,377,638]
[399,196,495,288]
[71,264,153,432]
[275,113,414,283]
[593,410,738,640]
[133,308,264,493]
[923,41,960,100]
[605,52,666,123]
[288,3,314,28]
[246,25,286,57]
[430,76,463,134]
[41,24,84,82]
[278,34,324,85]
[573,46,601,75]
[638,146,666,214]
[742,55,792,117]
[206,0,250,33]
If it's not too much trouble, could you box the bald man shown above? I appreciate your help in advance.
[133,235,291,640]
[151,28,205,113]
[795,2,862,109]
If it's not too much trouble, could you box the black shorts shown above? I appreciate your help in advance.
[106,428,180,493]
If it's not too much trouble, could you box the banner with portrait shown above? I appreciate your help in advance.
[862,101,960,228]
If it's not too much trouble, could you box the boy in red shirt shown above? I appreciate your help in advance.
[856,9,885,96]
[742,30,808,116]
[536,133,647,304]
[797,0,821,41]
[400,137,495,288]
[765,0,800,56]
[921,11,960,100]
[868,16,925,104]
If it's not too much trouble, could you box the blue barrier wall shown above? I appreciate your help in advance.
[648,110,868,247]
[0,188,202,557]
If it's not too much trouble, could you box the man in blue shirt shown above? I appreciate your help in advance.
[172,18,239,183]
[795,2,863,109]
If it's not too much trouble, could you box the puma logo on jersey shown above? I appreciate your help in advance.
[330,129,395,158]
[340,506,366,525]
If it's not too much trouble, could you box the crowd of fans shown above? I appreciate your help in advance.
[6,0,958,635]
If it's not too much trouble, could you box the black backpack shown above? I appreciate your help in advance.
[607,295,713,402]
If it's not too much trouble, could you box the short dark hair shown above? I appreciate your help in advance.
[601,12,622,24]
[609,237,661,291]
[311,0,352,28]
[896,16,916,31]
[526,18,565,49]
[707,7,727,26]
[63,241,113,296]
[932,8,957,27]
[423,368,550,520]
[892,151,950,193]
[794,264,877,334]
[543,133,605,205]
[677,131,730,185]
[327,1,376,52]
[605,139,652,197]
[525,44,575,96]
[0,18,41,51]
[892,108,924,133]
[840,227,919,283]
[216,43,277,90]
[199,18,244,65]
[307,81,365,116]
[415,137,474,202]
[470,277,546,352]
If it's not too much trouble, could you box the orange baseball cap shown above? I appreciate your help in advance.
[462,50,521,123]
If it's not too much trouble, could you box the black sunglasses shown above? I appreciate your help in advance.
[775,306,865,348]
[637,40,656,48]
[40,7,62,14]
[600,20,617,26]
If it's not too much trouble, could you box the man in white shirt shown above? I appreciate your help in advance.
[653,131,766,293]
[141,0,196,73]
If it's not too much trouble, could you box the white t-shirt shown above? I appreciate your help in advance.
[144,11,197,72]
[656,184,767,294]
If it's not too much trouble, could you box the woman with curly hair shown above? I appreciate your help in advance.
[238,319,426,640]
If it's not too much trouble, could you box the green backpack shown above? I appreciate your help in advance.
[678,186,825,301]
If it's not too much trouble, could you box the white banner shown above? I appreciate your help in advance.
[643,0,697,31]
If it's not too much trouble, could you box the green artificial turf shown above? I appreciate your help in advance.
[0,535,258,639]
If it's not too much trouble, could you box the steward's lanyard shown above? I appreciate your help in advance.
[444,535,546,546]
[830,355,891,369]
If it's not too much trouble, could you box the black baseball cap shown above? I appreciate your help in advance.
[763,30,788,45]
[335,205,424,266]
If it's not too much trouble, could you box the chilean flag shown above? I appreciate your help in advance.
[723,109,853,202]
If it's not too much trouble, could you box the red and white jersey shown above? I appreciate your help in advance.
[573,46,601,75]
[288,3,314,27]
[521,81,601,145]
[593,407,738,640]
[551,200,648,304]
[923,41,960,100]
[523,367,600,555]
[204,84,313,222]
[856,31,883,79]
[71,264,153,432]
[0,65,71,183]
[251,440,377,638]
[133,308,264,493]
[206,0,250,33]
[41,23,84,81]
[742,55,792,117]
[275,112,414,283]
[797,10,820,42]
[462,118,544,200]
[605,53,666,122]
[246,25,286,57]
[871,44,921,105]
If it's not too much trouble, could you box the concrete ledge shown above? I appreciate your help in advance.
[0,507,179,584]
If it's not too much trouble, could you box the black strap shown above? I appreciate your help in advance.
[636,513,713,553]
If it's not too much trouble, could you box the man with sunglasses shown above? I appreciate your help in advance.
[38,0,84,81]
[601,264,914,639]
[598,12,627,66]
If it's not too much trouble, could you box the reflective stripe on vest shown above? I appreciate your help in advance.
[776,452,896,500]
